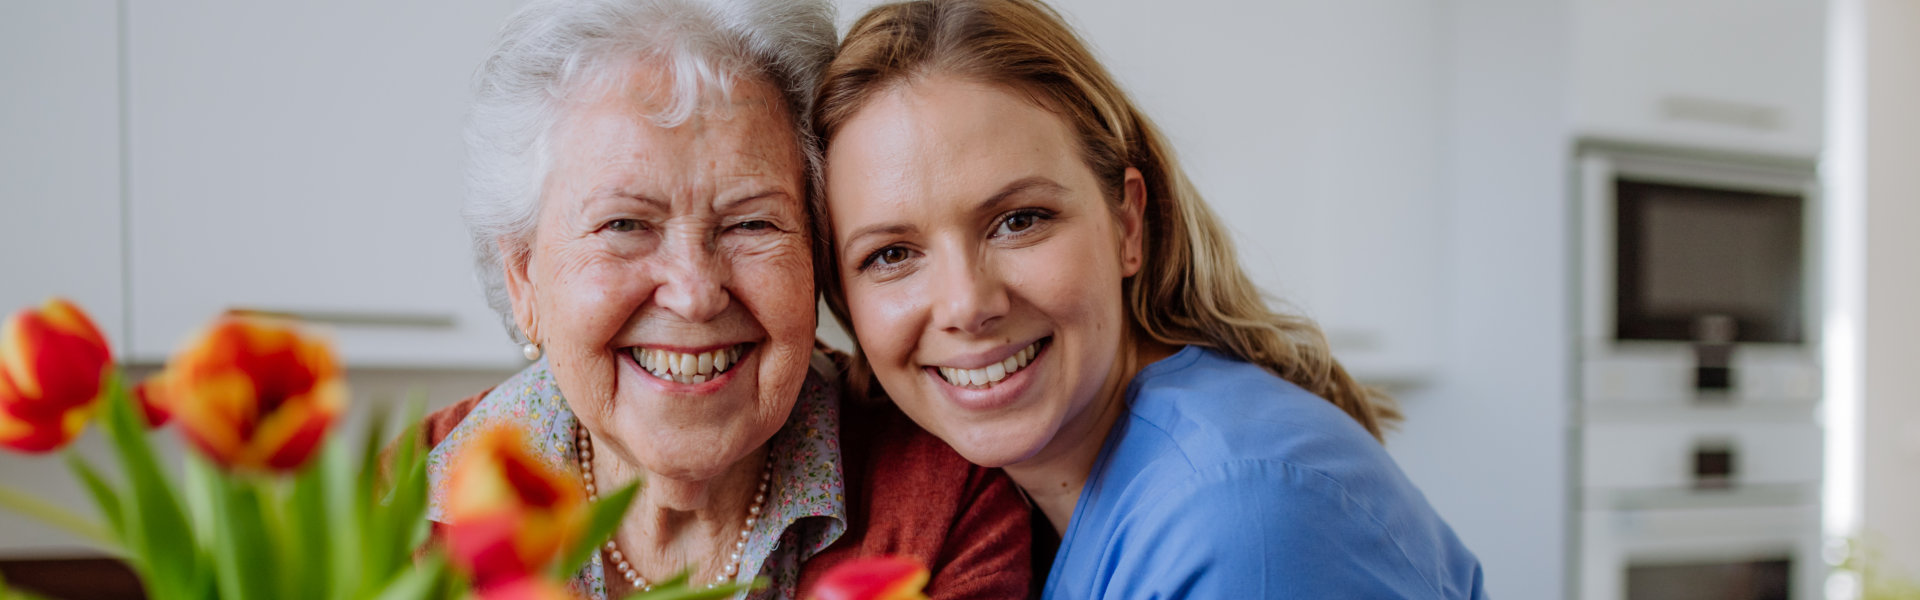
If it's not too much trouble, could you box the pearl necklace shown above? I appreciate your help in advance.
[575,423,770,591]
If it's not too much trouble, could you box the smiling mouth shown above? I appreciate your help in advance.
[630,343,754,384]
[935,338,1049,389]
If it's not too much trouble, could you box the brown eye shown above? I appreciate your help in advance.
[606,219,642,233]
[862,245,916,270]
[875,247,910,265]
[994,209,1052,237]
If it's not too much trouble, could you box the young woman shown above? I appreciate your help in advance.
[811,0,1487,597]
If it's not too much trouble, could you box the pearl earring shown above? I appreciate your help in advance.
[522,342,542,361]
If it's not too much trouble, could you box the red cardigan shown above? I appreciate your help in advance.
[423,391,1032,599]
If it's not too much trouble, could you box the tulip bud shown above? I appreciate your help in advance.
[445,424,586,590]
[0,298,113,453]
[161,315,344,472]
[810,556,931,600]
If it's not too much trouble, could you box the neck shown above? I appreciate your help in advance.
[1003,337,1180,535]
[589,434,770,592]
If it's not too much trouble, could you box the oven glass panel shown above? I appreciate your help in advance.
[1615,179,1805,343]
[1626,557,1791,600]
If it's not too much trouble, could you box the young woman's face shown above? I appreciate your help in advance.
[825,75,1145,469]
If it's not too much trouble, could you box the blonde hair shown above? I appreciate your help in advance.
[812,0,1400,440]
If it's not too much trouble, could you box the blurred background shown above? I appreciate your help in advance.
[2,0,1914,598]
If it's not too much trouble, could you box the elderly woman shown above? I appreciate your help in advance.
[418,1,1031,598]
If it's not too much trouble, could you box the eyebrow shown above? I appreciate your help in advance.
[978,176,1069,213]
[584,187,792,212]
[716,189,793,213]
[841,176,1068,247]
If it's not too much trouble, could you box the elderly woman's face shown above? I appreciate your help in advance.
[506,70,814,482]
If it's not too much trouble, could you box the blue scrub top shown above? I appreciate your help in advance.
[1042,346,1488,599]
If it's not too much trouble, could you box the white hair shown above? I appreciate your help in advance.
[462,0,837,341]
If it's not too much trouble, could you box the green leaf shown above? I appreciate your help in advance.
[318,437,364,600]
[363,421,429,593]
[217,472,279,600]
[286,455,334,600]
[98,373,199,600]
[181,454,220,550]
[0,485,115,549]
[367,554,448,600]
[65,452,125,542]
[619,575,767,600]
[555,481,641,580]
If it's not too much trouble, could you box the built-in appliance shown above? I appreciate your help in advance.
[1573,141,1824,600]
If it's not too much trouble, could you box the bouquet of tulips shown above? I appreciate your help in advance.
[0,298,929,600]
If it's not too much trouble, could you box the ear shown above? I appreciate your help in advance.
[499,235,540,344]
[1118,167,1148,278]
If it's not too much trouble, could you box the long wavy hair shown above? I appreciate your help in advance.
[811,0,1400,441]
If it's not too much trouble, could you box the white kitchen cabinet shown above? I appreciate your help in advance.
[1059,0,1446,383]
[1570,0,1828,156]
[0,0,127,354]
[124,0,525,367]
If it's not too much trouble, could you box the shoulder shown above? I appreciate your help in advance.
[809,398,1033,599]
[422,391,489,449]
[1065,347,1486,599]
[834,398,1017,538]
[1075,456,1487,599]
[1093,460,1479,598]
[1115,347,1392,488]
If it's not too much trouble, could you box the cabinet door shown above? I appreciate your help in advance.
[125,0,523,367]
[0,0,126,353]
[1055,0,1446,383]
[1571,0,1828,156]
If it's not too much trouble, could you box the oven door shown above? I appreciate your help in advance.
[1578,504,1822,600]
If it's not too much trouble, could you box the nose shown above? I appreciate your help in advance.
[652,235,731,323]
[930,250,1009,335]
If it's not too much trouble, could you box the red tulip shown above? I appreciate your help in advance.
[444,424,587,590]
[132,372,172,428]
[479,578,575,600]
[159,315,344,472]
[0,298,113,453]
[810,556,931,600]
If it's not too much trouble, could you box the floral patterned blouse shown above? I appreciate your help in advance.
[425,354,849,600]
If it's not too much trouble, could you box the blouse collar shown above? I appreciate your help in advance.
[425,354,849,599]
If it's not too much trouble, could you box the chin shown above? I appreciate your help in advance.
[943,422,1047,469]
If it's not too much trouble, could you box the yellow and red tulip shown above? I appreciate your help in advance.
[131,372,172,428]
[159,314,344,472]
[444,424,587,590]
[478,578,575,600]
[0,298,113,453]
[810,556,931,600]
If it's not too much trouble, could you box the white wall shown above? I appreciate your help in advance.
[1860,0,1920,580]
[1388,1,1573,599]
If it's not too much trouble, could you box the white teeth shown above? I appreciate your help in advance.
[630,344,747,384]
[937,340,1044,388]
